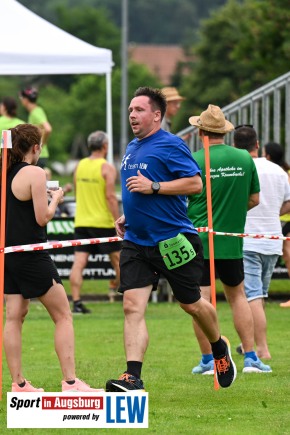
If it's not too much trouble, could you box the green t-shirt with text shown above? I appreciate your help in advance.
[187,144,260,259]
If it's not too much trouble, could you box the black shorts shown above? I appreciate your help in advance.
[4,251,62,299]
[282,221,290,237]
[74,227,122,254]
[201,258,244,287]
[119,233,204,304]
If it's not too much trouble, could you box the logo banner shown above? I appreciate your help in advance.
[7,392,148,429]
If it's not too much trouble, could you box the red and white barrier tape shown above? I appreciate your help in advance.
[198,227,290,240]
[1,228,289,255]
[1,236,122,254]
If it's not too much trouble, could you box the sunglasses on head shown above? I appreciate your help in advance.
[235,124,254,130]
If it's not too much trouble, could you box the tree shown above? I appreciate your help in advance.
[61,62,161,158]
[18,0,228,45]
[55,5,121,66]
[174,0,290,132]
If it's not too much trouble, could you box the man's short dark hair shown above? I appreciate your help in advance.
[134,87,167,120]
[234,126,257,151]
[87,130,108,152]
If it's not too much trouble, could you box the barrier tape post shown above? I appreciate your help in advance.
[0,130,12,400]
[203,135,219,390]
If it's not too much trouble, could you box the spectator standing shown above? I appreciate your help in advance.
[69,131,121,314]
[234,126,290,360]
[3,124,103,392]
[263,142,290,308]
[161,87,185,132]
[161,87,191,142]
[106,87,236,392]
[187,105,271,374]
[0,97,25,139]
[19,86,52,168]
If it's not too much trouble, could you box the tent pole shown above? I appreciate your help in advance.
[106,72,113,165]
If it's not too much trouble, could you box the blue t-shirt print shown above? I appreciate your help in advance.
[121,129,201,246]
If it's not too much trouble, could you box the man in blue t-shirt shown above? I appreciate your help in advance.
[106,87,237,393]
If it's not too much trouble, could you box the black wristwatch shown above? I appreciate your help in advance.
[151,181,161,194]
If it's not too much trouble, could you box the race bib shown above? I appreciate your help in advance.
[159,233,196,270]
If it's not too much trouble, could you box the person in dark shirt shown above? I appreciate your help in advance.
[2,123,102,393]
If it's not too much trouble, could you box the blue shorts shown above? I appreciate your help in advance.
[243,251,279,301]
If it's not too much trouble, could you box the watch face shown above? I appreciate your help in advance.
[152,182,160,193]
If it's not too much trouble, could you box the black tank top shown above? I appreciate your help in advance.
[5,162,47,247]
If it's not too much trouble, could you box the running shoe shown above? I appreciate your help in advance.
[12,380,44,392]
[192,359,214,375]
[280,300,290,308]
[214,336,237,388]
[72,301,91,314]
[243,357,272,373]
[236,344,244,355]
[62,378,104,392]
[106,373,145,392]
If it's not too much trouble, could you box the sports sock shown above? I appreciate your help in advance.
[201,353,214,364]
[244,351,257,361]
[18,381,26,388]
[126,361,142,379]
[210,337,227,358]
[65,380,76,385]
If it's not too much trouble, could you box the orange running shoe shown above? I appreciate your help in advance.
[106,373,145,392]
[214,336,237,388]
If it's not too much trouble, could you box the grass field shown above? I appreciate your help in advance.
[1,299,290,434]
[61,278,290,299]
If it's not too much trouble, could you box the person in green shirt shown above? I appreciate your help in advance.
[20,86,52,168]
[0,97,25,139]
[187,105,271,374]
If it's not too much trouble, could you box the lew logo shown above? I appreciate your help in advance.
[106,394,148,426]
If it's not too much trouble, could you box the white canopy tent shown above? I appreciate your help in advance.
[0,0,114,162]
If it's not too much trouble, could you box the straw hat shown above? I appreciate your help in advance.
[161,87,185,102]
[189,104,234,134]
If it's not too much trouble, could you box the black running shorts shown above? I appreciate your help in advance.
[201,258,244,287]
[74,227,122,254]
[4,251,62,299]
[282,221,290,237]
[119,233,204,304]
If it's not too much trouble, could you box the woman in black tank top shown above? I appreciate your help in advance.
[2,124,102,393]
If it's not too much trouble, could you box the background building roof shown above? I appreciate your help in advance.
[129,44,191,85]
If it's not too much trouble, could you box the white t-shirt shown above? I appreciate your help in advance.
[244,157,290,254]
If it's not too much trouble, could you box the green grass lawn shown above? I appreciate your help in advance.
[1,300,290,434]
[62,278,290,299]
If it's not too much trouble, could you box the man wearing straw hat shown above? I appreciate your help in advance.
[187,104,271,374]
[161,87,191,142]
[161,87,185,132]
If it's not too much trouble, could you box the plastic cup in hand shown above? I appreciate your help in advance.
[46,180,59,191]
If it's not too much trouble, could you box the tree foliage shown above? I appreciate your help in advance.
[175,0,290,131]
[12,0,290,159]
[18,0,227,45]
